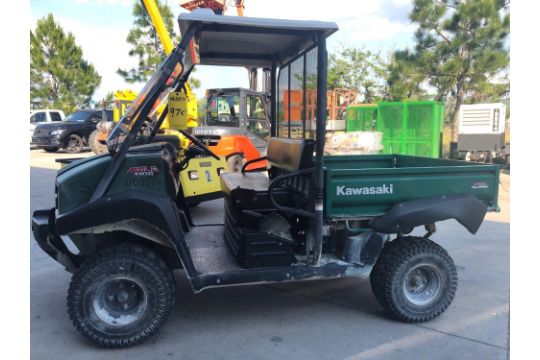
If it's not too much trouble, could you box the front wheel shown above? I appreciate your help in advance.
[370,236,457,323]
[64,134,84,154]
[67,244,175,348]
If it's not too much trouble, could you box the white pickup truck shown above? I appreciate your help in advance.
[30,109,65,144]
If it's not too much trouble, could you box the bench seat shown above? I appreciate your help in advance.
[220,137,314,211]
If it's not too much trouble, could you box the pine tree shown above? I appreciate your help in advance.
[117,0,177,83]
[328,47,389,103]
[118,0,199,89]
[404,0,510,140]
[30,14,101,113]
[385,50,428,101]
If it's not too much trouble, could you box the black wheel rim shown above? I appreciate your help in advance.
[91,277,147,327]
[402,263,442,306]
[67,136,82,152]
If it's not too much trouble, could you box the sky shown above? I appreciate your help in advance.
[30,0,417,101]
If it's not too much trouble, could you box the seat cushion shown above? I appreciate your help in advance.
[220,172,270,197]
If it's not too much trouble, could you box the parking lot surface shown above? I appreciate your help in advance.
[30,149,510,359]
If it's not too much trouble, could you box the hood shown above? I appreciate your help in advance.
[35,121,83,130]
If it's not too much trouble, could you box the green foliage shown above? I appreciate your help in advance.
[386,50,428,101]
[117,0,177,83]
[30,14,101,113]
[117,0,199,89]
[197,97,207,122]
[328,47,390,103]
[404,0,510,138]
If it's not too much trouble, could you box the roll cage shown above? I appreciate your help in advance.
[91,10,337,259]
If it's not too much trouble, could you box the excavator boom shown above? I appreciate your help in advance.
[141,0,175,55]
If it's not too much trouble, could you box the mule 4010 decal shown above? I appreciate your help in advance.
[127,166,160,177]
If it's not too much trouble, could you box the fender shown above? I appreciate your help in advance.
[55,189,197,277]
[370,193,487,234]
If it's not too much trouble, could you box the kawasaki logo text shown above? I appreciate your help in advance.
[336,184,394,196]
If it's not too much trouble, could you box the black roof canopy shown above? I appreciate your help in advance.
[178,9,338,68]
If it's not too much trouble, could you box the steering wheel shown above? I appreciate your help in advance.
[179,129,220,160]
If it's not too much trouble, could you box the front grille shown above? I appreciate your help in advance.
[32,137,54,145]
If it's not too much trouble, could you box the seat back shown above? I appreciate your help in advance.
[266,137,314,173]
[266,138,315,214]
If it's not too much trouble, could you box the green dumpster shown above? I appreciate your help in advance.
[346,101,444,158]
[377,101,443,158]
[346,105,377,132]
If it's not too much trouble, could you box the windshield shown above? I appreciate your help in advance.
[106,53,184,151]
[30,112,46,123]
[206,94,241,127]
[64,111,91,122]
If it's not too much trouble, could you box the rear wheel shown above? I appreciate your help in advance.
[64,134,84,153]
[67,244,175,348]
[370,236,457,323]
[43,147,58,153]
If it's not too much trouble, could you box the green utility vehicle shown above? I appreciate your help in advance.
[32,11,500,348]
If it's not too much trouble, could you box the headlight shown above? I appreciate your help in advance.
[50,129,63,135]
[188,170,199,180]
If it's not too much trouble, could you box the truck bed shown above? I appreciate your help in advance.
[324,154,500,218]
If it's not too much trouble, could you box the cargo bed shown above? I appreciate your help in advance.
[324,154,500,218]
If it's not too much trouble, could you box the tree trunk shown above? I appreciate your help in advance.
[451,80,465,143]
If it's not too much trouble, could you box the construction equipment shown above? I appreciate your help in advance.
[89,0,228,205]
[193,87,269,170]
[32,11,500,348]
[179,0,269,168]
[95,0,260,165]
[179,0,245,16]
[452,103,509,166]
[278,88,358,139]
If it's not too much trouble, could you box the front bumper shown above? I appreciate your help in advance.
[32,136,62,147]
[31,208,79,272]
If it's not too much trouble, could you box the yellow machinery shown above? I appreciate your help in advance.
[112,89,138,122]
[142,0,198,146]
[142,0,228,205]
[94,0,252,205]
